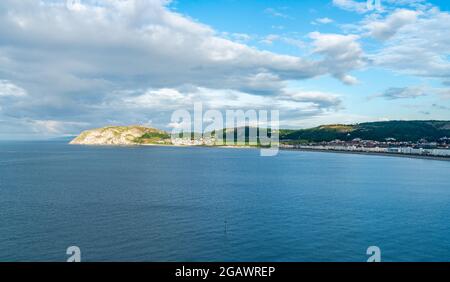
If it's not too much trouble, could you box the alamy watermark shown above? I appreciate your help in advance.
[367,246,381,262]
[66,246,81,262]
[63,245,380,262]
[170,103,279,157]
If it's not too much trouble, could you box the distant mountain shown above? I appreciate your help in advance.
[280,121,450,143]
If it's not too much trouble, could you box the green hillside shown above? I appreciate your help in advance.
[280,121,450,143]
[208,127,276,146]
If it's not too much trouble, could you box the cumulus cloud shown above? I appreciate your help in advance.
[118,86,342,112]
[0,80,27,97]
[309,32,366,84]
[97,85,343,130]
[279,90,342,109]
[365,9,419,40]
[0,0,315,93]
[0,0,364,91]
[369,8,450,82]
[0,0,368,138]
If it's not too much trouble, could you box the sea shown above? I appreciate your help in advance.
[1,141,449,262]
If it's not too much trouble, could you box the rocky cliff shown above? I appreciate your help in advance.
[69,126,170,145]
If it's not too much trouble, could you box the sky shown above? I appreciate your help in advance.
[0,0,449,139]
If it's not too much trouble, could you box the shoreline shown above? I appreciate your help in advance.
[281,147,450,162]
[70,142,450,161]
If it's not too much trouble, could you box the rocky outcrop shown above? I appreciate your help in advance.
[69,126,169,145]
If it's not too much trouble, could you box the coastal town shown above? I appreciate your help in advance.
[281,137,450,158]
[70,125,450,159]
[167,135,450,159]
[171,136,217,146]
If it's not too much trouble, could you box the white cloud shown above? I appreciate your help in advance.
[309,32,366,84]
[332,0,369,13]
[31,119,88,134]
[119,86,342,112]
[333,0,427,14]
[260,34,306,50]
[0,80,27,97]
[105,85,344,130]
[260,34,280,45]
[314,17,334,24]
[66,0,87,12]
[280,90,343,109]
[0,0,362,99]
[370,7,450,81]
[4,0,445,137]
[0,0,373,137]
[0,116,89,138]
[230,33,252,42]
[365,9,419,40]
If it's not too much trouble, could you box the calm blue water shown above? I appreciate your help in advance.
[1,141,450,262]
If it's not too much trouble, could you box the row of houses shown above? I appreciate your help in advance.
[171,137,216,146]
[386,147,450,157]
[282,144,450,157]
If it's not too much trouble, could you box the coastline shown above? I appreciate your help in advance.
[70,142,450,161]
[70,144,450,162]
[281,147,450,162]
